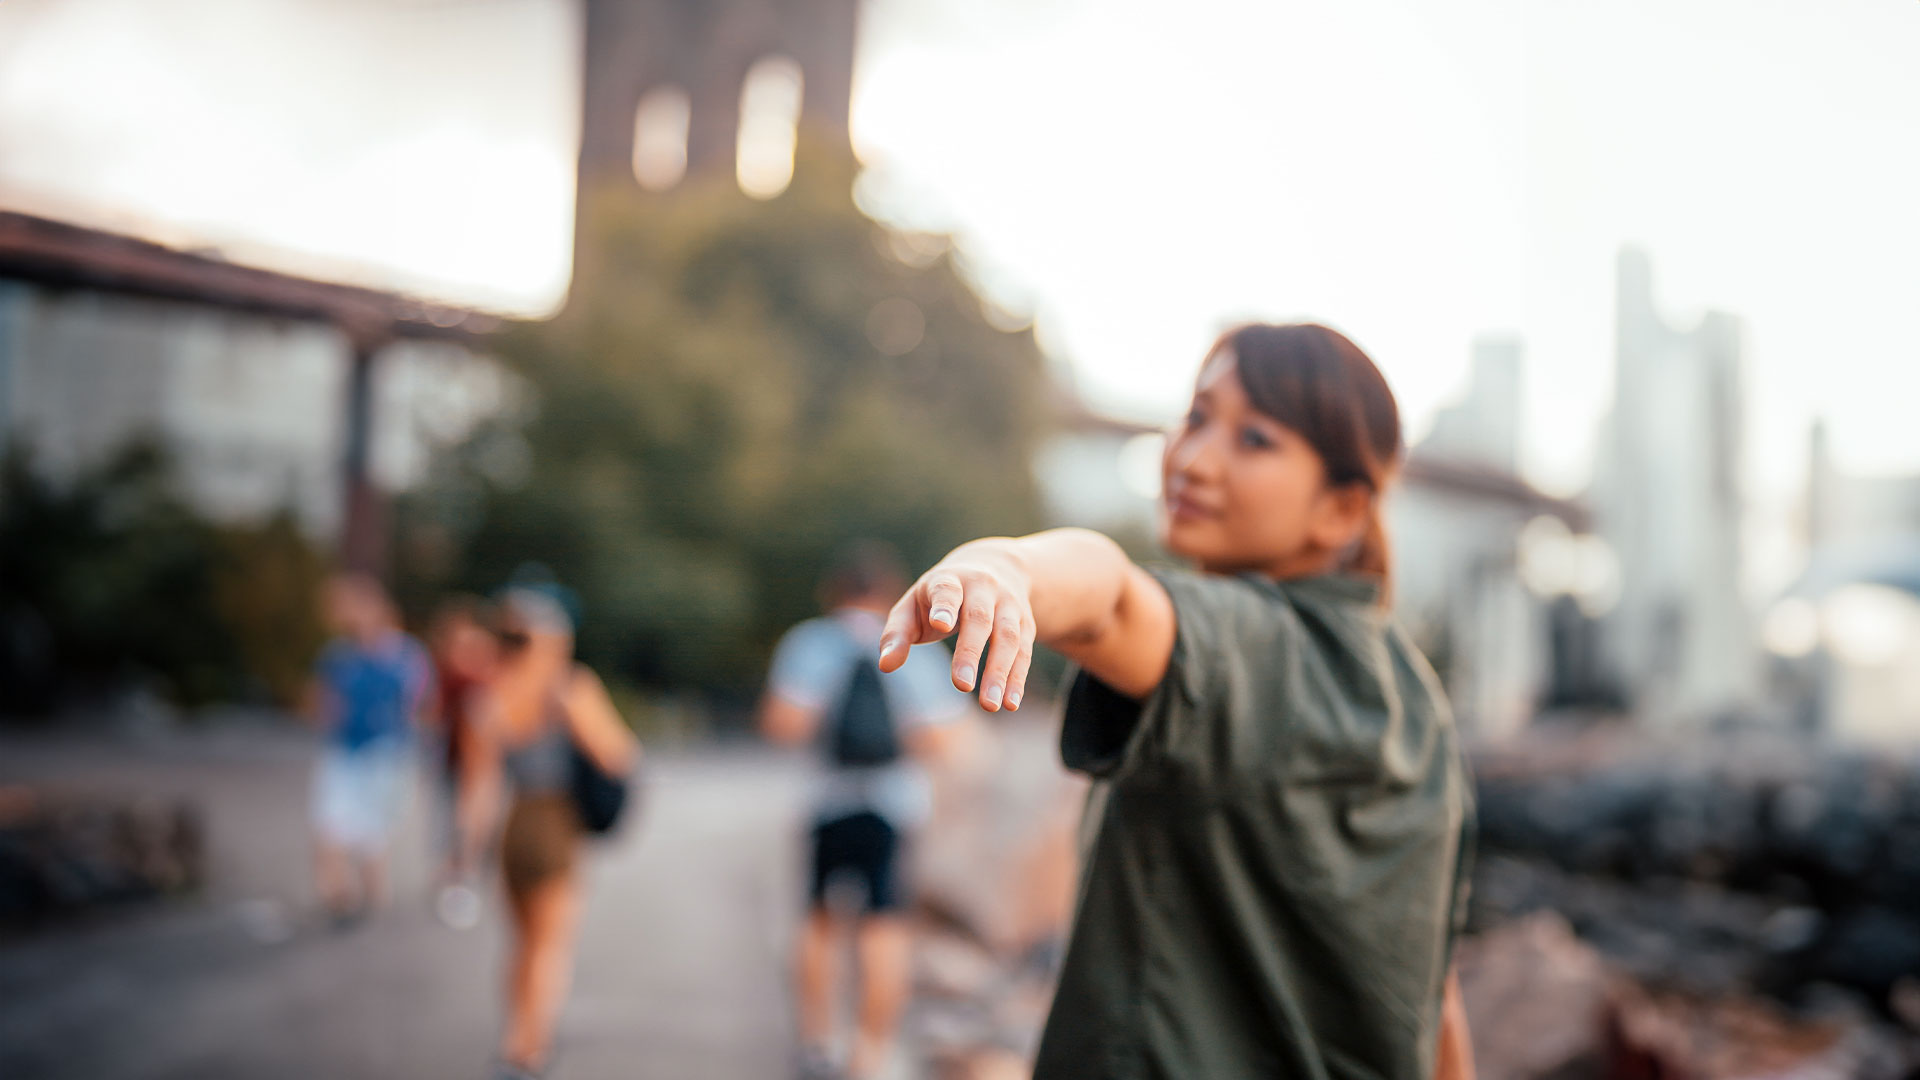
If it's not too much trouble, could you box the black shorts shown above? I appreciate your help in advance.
[809,811,903,914]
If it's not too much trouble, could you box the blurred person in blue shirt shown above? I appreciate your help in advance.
[307,572,432,923]
[759,542,969,1080]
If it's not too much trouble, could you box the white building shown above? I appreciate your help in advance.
[1808,419,1920,547]
[1589,249,1756,725]
[1393,337,1606,740]
[0,212,504,560]
[1418,336,1522,474]
[1390,456,1591,740]
[1032,393,1162,540]
[1760,421,1920,743]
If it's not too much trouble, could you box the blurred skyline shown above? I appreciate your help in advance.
[2,0,1917,512]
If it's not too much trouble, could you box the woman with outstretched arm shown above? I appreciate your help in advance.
[880,323,1476,1080]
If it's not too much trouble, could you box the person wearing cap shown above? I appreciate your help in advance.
[760,541,970,1080]
[456,586,640,1080]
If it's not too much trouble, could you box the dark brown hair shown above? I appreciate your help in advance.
[1212,323,1404,591]
[822,539,908,608]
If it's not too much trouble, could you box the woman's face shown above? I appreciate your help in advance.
[491,606,571,668]
[323,577,385,639]
[1159,349,1369,577]
[442,619,499,680]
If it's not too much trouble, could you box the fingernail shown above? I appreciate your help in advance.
[1007,690,1022,710]
[930,607,955,629]
[957,664,976,689]
[983,683,1004,709]
[878,638,896,659]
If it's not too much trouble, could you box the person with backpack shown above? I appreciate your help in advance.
[760,542,970,1080]
[457,586,640,1080]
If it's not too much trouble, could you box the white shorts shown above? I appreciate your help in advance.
[311,739,412,855]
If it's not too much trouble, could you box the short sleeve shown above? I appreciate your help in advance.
[1060,567,1280,779]
[767,620,847,710]
[402,638,434,708]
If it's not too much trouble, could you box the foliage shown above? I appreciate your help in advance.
[210,514,329,706]
[0,442,327,715]
[396,144,1054,699]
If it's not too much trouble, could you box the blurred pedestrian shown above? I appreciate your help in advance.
[460,586,639,1080]
[426,595,500,929]
[306,571,432,925]
[879,324,1477,1080]
[759,541,968,1080]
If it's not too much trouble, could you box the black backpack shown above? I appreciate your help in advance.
[827,652,902,767]
[568,740,631,835]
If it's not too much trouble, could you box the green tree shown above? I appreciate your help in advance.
[0,442,327,715]
[398,144,1053,702]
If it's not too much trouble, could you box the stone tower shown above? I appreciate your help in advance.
[577,0,860,191]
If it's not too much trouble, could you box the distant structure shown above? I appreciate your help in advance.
[1032,389,1164,541]
[577,0,860,192]
[1395,338,1601,739]
[1419,336,1522,475]
[0,0,871,576]
[1589,249,1755,724]
[1807,419,1920,547]
[0,212,502,573]
[1766,419,1920,742]
[1391,453,1591,740]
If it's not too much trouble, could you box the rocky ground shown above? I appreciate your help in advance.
[1459,720,1920,1079]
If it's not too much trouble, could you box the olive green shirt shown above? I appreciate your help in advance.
[1036,568,1473,1080]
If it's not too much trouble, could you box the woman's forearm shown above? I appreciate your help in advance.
[565,667,640,775]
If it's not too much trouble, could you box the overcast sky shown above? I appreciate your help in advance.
[2,0,1917,523]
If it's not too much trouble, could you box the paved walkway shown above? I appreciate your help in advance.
[0,725,825,1079]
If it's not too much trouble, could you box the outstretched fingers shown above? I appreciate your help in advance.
[924,574,963,636]
[879,571,963,673]
[976,611,1031,711]
[878,595,922,674]
[1002,639,1035,712]
[948,593,996,694]
[878,563,1034,710]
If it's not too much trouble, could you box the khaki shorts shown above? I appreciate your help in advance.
[501,793,580,896]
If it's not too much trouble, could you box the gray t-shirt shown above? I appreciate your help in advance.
[768,607,967,829]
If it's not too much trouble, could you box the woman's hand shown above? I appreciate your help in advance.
[879,541,1035,712]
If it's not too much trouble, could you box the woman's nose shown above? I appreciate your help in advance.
[1166,428,1224,481]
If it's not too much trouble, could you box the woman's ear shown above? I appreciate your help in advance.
[1310,483,1374,555]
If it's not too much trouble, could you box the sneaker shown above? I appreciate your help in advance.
[324,902,368,933]
[797,1046,840,1080]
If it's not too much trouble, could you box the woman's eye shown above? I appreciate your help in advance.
[1184,408,1206,429]
[1239,427,1273,450]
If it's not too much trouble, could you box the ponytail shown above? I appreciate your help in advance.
[1348,500,1393,607]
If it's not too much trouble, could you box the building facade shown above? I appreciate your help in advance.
[1589,249,1756,724]
[0,213,502,559]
